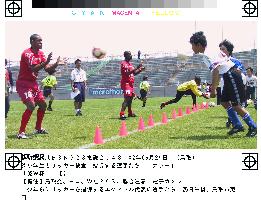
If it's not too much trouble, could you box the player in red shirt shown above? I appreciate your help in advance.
[119,51,145,120]
[16,34,60,139]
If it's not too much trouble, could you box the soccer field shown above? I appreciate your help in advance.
[5,97,257,149]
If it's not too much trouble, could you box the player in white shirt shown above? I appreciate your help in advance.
[71,59,87,116]
[246,67,257,101]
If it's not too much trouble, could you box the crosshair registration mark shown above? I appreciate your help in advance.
[242,153,258,170]
[242,0,258,17]
[5,153,23,170]
[5,0,22,17]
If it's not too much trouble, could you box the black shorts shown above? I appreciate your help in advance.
[43,86,52,97]
[221,70,246,106]
[74,82,85,102]
[140,89,147,99]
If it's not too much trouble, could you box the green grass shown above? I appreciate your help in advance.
[5,97,257,149]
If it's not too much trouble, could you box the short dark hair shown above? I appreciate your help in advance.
[219,39,234,56]
[194,76,201,84]
[75,59,81,64]
[190,31,207,47]
[124,51,131,58]
[247,67,253,73]
[30,34,40,43]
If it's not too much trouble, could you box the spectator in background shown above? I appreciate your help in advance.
[138,50,141,60]
[5,59,14,118]
[246,67,257,103]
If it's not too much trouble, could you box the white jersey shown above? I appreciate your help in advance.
[71,68,87,83]
[200,51,235,75]
[246,75,257,87]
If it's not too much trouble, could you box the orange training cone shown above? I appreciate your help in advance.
[93,126,104,144]
[178,107,183,117]
[205,102,209,109]
[119,121,128,137]
[186,106,191,115]
[148,114,155,126]
[162,112,168,124]
[200,102,205,109]
[172,109,176,119]
[138,117,145,131]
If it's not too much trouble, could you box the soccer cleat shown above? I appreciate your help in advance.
[34,128,48,134]
[128,113,137,117]
[17,132,28,139]
[47,107,53,111]
[120,115,127,120]
[226,121,232,129]
[246,127,257,137]
[142,105,145,107]
[227,126,244,135]
[75,111,82,116]
[160,103,166,109]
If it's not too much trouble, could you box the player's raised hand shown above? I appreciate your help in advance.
[56,56,61,65]
[46,52,53,64]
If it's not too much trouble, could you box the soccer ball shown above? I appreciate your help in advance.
[209,102,216,107]
[92,47,106,59]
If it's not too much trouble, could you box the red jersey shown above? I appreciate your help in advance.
[5,69,10,82]
[18,48,46,81]
[120,60,135,87]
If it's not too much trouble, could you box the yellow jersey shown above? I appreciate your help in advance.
[177,80,202,96]
[140,81,150,92]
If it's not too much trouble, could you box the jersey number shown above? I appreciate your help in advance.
[24,91,33,99]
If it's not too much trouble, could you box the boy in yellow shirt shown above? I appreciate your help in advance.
[137,75,150,107]
[160,76,208,109]
[41,70,57,111]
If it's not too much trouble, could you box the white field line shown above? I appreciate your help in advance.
[78,108,207,149]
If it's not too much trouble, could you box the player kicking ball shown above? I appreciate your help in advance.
[160,76,209,109]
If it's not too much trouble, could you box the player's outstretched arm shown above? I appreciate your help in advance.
[45,56,61,71]
[210,67,220,98]
[133,64,145,76]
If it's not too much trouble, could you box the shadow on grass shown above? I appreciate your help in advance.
[7,133,36,139]
[204,126,228,130]
[209,116,228,119]
[109,117,129,120]
[64,114,77,117]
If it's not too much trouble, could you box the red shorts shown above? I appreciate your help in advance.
[121,83,135,98]
[16,80,45,104]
